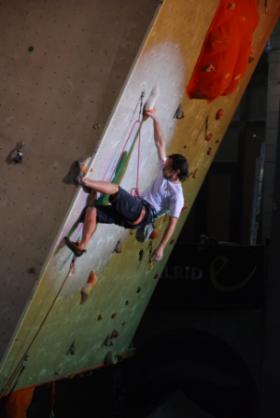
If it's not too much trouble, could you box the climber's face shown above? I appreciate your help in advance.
[163,158,179,182]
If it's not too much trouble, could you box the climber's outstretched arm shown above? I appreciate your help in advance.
[153,216,178,261]
[145,109,167,162]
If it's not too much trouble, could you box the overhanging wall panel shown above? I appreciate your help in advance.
[0,0,278,394]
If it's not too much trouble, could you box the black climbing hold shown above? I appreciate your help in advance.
[174,104,184,120]
[104,351,116,366]
[7,142,25,164]
[66,341,75,356]
[104,335,113,347]
[114,240,122,254]
[138,249,144,261]
[28,46,34,52]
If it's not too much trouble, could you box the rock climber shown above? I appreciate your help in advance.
[65,109,189,261]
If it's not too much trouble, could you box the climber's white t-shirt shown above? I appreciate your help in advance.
[141,159,184,218]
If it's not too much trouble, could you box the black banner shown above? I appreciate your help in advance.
[151,244,264,308]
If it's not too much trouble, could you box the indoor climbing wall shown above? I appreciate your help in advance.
[0,0,278,395]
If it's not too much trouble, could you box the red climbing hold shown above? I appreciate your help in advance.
[111,330,119,339]
[215,108,224,120]
[205,132,213,142]
[186,0,259,101]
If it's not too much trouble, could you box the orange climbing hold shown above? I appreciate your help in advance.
[150,228,160,240]
[186,0,259,101]
[80,271,97,304]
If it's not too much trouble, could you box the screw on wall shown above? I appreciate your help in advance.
[27,267,36,275]
[6,142,25,164]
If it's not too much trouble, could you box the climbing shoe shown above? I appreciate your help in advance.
[64,237,86,257]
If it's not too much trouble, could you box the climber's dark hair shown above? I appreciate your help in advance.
[168,153,189,181]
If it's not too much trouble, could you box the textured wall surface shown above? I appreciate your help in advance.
[0,0,278,394]
[0,0,158,362]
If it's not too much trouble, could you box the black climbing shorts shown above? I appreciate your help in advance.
[81,187,153,229]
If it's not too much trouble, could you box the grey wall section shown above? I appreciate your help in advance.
[0,0,157,361]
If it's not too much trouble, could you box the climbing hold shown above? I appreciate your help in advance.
[202,64,216,73]
[111,312,117,319]
[136,287,141,293]
[104,330,119,347]
[27,267,36,275]
[205,132,213,142]
[125,300,129,306]
[104,336,113,347]
[97,314,103,321]
[174,104,184,119]
[192,169,198,179]
[104,351,117,366]
[227,2,236,10]
[215,108,224,120]
[66,341,75,356]
[28,46,34,52]
[92,122,100,130]
[114,240,122,254]
[69,257,76,275]
[138,249,144,261]
[9,142,25,163]
[154,273,159,280]
[207,147,212,156]
[143,85,159,115]
[150,229,160,240]
[149,260,155,270]
[80,271,97,304]
[111,330,119,339]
